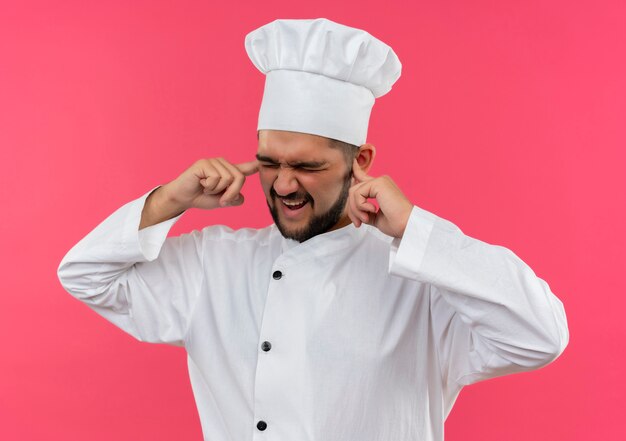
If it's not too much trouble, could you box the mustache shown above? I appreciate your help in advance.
[270,187,312,203]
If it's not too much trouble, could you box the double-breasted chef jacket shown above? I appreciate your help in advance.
[58,185,569,441]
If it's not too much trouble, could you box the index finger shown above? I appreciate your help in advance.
[235,160,259,176]
[352,158,373,183]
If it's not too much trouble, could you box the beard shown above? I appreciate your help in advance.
[267,170,353,243]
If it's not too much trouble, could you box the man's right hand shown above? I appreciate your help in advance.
[140,158,259,230]
[166,158,259,211]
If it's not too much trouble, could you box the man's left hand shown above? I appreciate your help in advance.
[347,159,414,239]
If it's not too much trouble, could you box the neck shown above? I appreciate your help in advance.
[328,213,352,232]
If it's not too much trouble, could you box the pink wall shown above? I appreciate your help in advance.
[1,0,624,439]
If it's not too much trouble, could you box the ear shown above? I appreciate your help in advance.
[355,143,376,174]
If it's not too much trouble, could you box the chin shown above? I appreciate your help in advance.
[275,221,312,243]
[266,190,349,242]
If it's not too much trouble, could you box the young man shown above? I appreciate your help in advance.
[58,18,568,441]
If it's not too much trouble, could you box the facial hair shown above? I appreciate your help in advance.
[267,170,353,243]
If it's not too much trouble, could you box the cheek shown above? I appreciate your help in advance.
[298,175,342,205]
[258,169,277,193]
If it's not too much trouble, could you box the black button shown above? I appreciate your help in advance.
[261,341,272,352]
[257,420,267,431]
[272,270,282,280]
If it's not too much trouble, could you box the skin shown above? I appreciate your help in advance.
[257,129,368,241]
[140,129,414,240]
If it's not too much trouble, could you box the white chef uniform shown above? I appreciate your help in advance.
[57,184,569,441]
[58,16,568,441]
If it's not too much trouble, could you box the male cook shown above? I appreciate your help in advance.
[58,18,569,441]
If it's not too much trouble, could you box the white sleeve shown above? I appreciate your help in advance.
[389,205,569,388]
[57,186,203,347]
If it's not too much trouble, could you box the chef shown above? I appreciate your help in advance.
[58,18,569,441]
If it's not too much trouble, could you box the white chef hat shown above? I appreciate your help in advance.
[244,18,402,146]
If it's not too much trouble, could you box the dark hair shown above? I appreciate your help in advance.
[328,138,359,166]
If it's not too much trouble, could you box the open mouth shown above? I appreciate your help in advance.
[281,199,308,210]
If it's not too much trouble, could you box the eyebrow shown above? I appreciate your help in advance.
[255,154,327,169]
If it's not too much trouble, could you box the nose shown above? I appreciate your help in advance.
[273,166,299,196]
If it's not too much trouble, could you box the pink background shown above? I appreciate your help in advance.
[1,0,624,440]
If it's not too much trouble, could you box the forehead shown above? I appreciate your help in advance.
[257,130,341,162]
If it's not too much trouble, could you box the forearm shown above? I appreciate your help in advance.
[139,185,187,230]
[57,186,198,344]
[59,186,185,296]
[390,205,569,375]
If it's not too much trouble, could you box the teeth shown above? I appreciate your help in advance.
[282,200,305,206]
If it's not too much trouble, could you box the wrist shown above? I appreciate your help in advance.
[139,185,186,230]
[396,203,414,239]
[157,183,188,215]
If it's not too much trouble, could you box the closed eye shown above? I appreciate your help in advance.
[260,163,324,172]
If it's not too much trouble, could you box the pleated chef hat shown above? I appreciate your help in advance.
[244,18,402,146]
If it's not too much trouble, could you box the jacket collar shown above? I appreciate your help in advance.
[271,222,368,266]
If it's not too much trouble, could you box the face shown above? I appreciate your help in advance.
[257,130,354,242]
